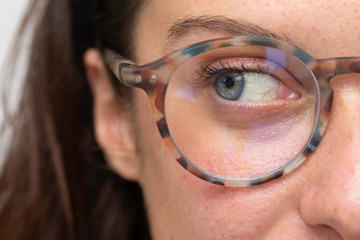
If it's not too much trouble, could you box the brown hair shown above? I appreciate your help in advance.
[0,0,150,239]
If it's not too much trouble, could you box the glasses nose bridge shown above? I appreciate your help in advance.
[316,57,360,82]
[308,57,360,151]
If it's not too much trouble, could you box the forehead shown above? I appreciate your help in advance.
[134,0,360,64]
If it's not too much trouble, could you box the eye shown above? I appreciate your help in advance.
[201,60,295,103]
[215,71,245,100]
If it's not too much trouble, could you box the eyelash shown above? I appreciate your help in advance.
[196,60,277,84]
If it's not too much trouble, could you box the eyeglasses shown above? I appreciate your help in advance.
[105,36,360,187]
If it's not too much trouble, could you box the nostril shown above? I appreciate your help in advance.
[349,61,360,73]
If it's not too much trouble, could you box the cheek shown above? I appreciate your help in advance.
[165,85,314,178]
[133,88,305,239]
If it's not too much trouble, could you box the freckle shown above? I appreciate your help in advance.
[333,206,338,214]
[215,219,220,224]
[179,174,188,181]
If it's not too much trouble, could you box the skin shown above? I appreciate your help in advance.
[84,0,360,239]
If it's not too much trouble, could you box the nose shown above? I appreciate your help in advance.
[300,74,360,240]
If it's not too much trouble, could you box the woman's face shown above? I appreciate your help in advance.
[89,0,360,239]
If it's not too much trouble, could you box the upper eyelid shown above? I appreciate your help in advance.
[199,60,272,78]
[194,61,266,86]
[201,62,248,78]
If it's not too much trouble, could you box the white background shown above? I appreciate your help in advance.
[0,0,29,72]
[0,0,29,166]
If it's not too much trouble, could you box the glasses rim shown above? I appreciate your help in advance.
[105,35,360,187]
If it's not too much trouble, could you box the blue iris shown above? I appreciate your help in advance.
[216,71,245,100]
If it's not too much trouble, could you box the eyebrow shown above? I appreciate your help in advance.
[165,15,303,50]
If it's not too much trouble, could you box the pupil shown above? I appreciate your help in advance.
[225,76,235,89]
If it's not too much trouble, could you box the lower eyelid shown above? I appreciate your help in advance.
[210,89,300,107]
[204,91,309,126]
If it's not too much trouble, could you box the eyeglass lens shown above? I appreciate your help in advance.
[165,45,318,178]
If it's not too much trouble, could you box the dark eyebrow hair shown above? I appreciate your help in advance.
[165,15,303,50]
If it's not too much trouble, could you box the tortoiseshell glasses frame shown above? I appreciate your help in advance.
[104,36,360,187]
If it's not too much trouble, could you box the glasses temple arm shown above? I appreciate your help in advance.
[103,48,135,83]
